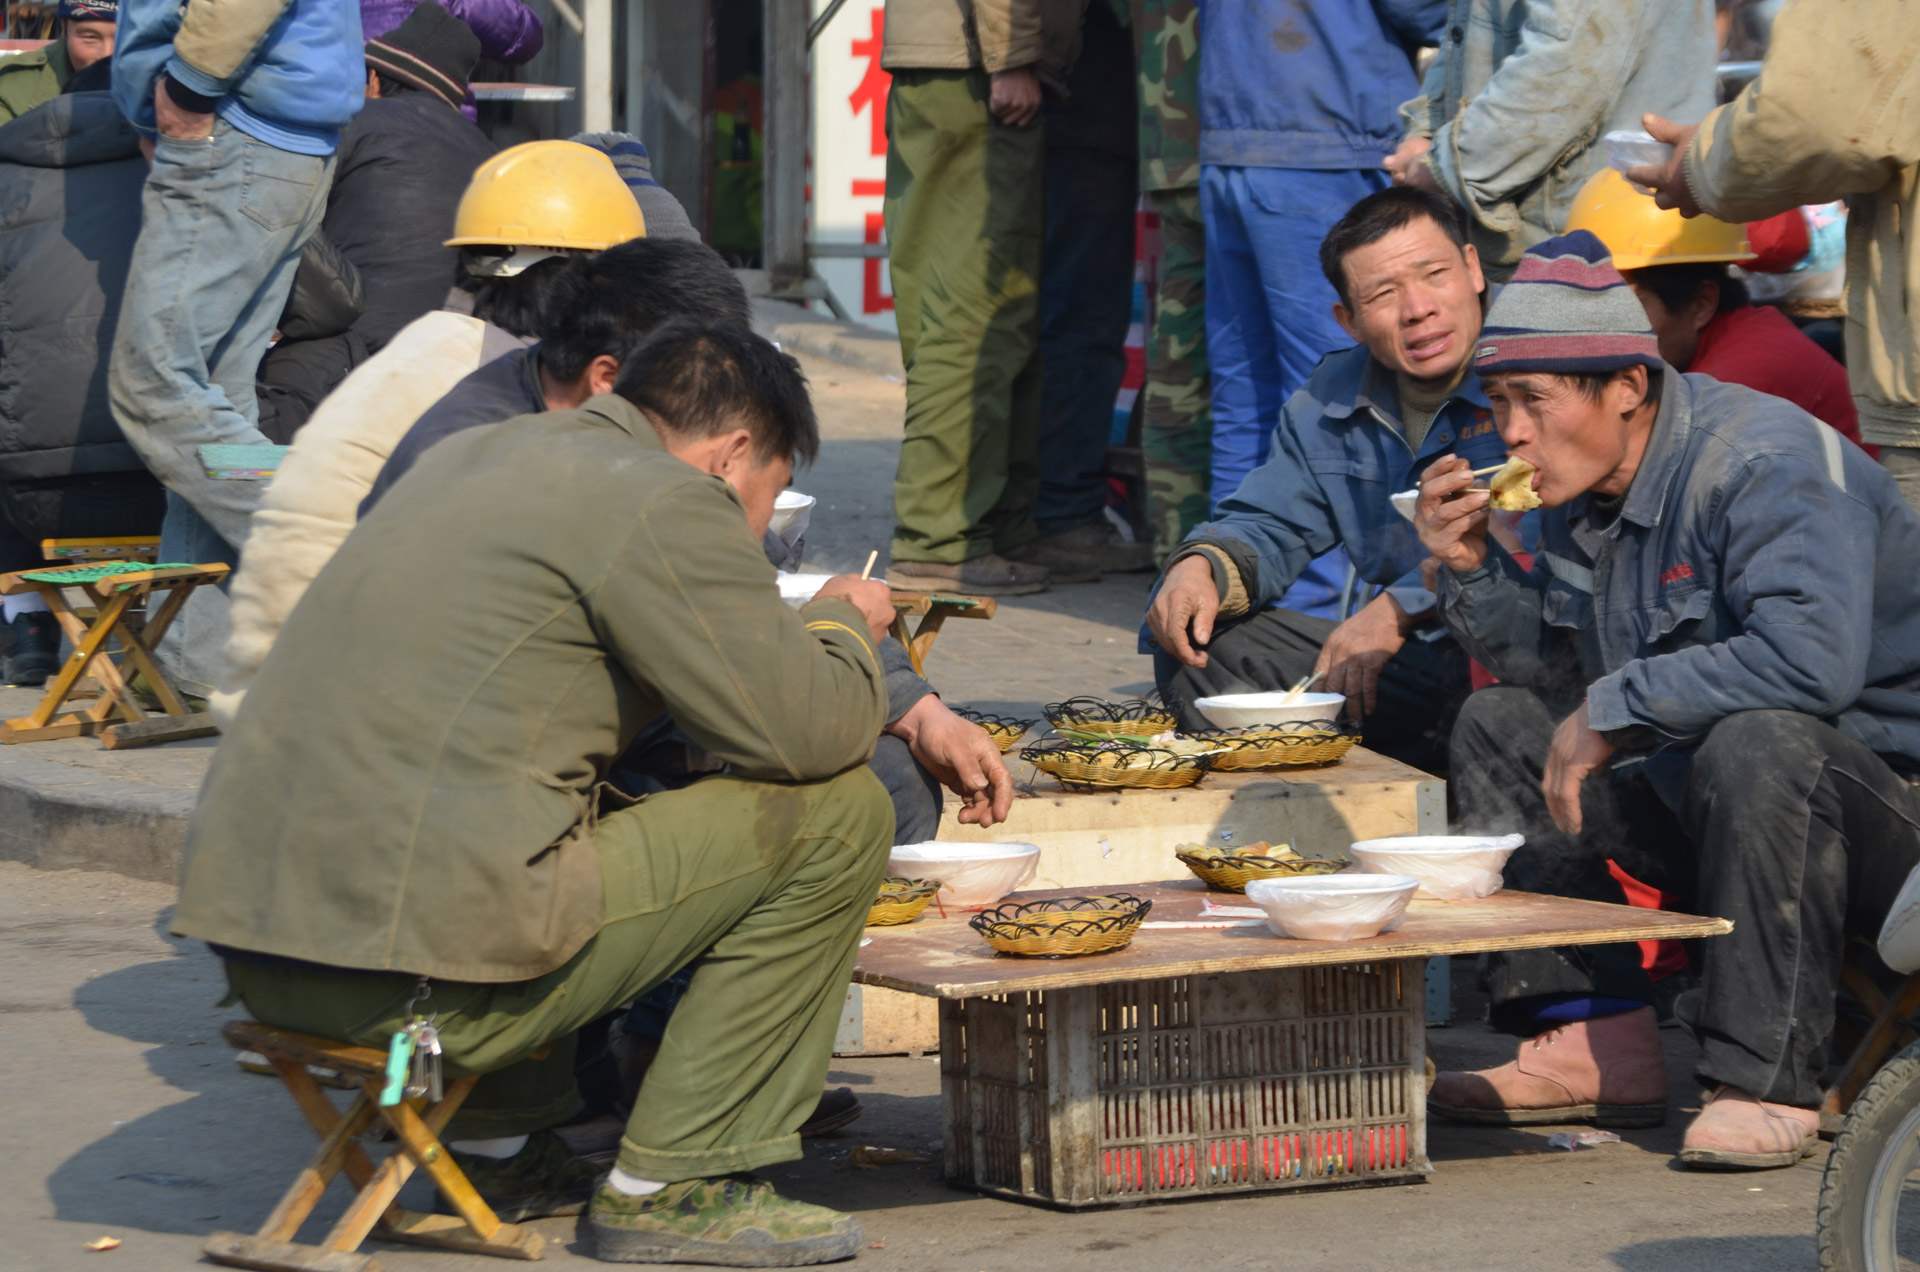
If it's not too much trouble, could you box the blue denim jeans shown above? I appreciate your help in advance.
[109,120,331,692]
[109,120,332,554]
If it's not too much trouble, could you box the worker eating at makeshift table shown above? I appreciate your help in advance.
[1415,230,1920,1170]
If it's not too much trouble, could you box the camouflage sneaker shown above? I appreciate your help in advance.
[444,1129,603,1223]
[589,1174,864,1266]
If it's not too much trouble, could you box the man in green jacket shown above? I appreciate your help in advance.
[0,0,117,125]
[174,321,899,1266]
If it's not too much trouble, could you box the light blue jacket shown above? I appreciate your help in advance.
[1401,0,1716,270]
[1142,344,1509,652]
[1440,372,1920,767]
[113,0,365,157]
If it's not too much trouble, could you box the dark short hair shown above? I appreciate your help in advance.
[462,253,573,340]
[614,320,819,467]
[538,239,751,383]
[1626,263,1750,318]
[1319,187,1470,307]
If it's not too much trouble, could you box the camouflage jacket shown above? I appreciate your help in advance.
[1129,0,1197,190]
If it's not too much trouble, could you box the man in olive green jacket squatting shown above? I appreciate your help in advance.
[173,322,902,1266]
[0,0,117,124]
[881,0,1088,596]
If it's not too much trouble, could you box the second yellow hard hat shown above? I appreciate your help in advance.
[446,140,647,251]
[1566,168,1753,271]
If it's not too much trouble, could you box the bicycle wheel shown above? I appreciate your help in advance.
[1820,1041,1920,1271]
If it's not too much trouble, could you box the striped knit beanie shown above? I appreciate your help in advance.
[1474,230,1663,375]
[365,1,481,111]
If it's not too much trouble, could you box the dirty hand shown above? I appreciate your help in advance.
[1420,556,1441,594]
[1146,554,1221,669]
[815,575,896,644]
[153,80,215,142]
[889,695,1014,827]
[1415,454,1490,575]
[1383,137,1437,190]
[1314,593,1412,721]
[1624,113,1703,217]
[988,67,1042,127]
[1542,701,1615,835]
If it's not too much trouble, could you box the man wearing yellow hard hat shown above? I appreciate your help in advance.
[1567,168,1863,452]
[213,138,651,726]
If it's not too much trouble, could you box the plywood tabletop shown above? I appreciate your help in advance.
[852,879,1732,999]
[943,743,1439,811]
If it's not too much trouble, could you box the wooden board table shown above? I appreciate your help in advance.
[854,880,1730,1209]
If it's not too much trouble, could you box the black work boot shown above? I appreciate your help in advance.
[5,610,58,686]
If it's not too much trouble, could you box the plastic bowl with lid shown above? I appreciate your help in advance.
[1349,834,1525,900]
[1192,691,1346,730]
[886,841,1041,910]
[1243,873,1420,941]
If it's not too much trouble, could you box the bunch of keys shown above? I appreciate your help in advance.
[380,979,444,1107]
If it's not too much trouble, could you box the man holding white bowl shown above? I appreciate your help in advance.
[1146,186,1507,775]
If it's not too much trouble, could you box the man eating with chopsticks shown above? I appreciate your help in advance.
[1415,229,1920,1170]
[1145,187,1509,776]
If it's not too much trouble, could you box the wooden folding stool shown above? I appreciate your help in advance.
[206,1020,545,1272]
[887,591,997,675]
[0,560,227,748]
[39,534,162,565]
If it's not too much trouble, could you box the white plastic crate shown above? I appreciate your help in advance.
[939,958,1428,1207]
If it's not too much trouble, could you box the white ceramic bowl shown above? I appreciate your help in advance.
[886,841,1041,910]
[768,490,817,539]
[1349,834,1525,900]
[1243,874,1419,941]
[1193,691,1347,730]
[775,571,832,606]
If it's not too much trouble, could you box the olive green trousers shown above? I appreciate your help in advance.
[885,68,1046,565]
[225,765,893,1183]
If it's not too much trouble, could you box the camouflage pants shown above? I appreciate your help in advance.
[1141,188,1212,561]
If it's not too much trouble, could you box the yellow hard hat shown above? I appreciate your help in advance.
[445,140,647,251]
[1566,168,1753,271]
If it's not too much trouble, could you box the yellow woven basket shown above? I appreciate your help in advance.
[970,893,1152,957]
[1190,723,1361,770]
[1174,844,1347,892]
[953,708,1035,754]
[1043,695,1180,742]
[867,877,941,926]
[1022,740,1212,790]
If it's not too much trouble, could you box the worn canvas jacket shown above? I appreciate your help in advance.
[176,394,889,981]
[1680,0,1920,448]
[1145,344,1506,647]
[1401,0,1716,272]
[882,0,1087,89]
[1438,372,1920,766]
[0,39,70,127]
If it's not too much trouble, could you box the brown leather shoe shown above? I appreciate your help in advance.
[1677,1085,1820,1170]
[1429,1006,1669,1128]
[1003,521,1154,583]
[887,553,1050,596]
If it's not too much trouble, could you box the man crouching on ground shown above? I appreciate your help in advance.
[172,320,896,1264]
[1415,230,1920,1170]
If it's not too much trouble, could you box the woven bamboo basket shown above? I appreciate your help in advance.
[1190,722,1361,770]
[867,877,941,926]
[1042,695,1180,742]
[952,708,1036,753]
[1021,739,1213,790]
[1174,843,1348,892]
[969,893,1152,957]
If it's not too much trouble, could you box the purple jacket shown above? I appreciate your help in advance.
[360,0,543,64]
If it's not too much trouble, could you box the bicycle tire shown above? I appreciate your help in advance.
[1819,1039,1920,1271]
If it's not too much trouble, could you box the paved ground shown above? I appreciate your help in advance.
[0,348,1841,1270]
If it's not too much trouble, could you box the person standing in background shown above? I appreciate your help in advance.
[1385,0,1716,279]
[1024,0,1151,583]
[1131,0,1209,563]
[359,0,542,121]
[0,0,117,127]
[880,0,1088,597]
[108,0,365,697]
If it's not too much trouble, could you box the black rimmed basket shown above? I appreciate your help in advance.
[867,877,941,926]
[1021,738,1215,790]
[952,707,1037,753]
[1173,844,1347,892]
[1187,720,1362,770]
[969,893,1152,957]
[1041,694,1181,742]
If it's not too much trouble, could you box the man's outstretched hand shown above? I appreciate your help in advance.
[1543,701,1615,835]
[1315,592,1413,720]
[888,696,1013,827]
[1146,554,1221,668]
[1623,113,1703,217]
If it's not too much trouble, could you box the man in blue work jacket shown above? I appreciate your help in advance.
[1416,230,1920,1171]
[1146,187,1503,775]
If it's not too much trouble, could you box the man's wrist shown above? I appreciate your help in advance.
[162,72,219,116]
